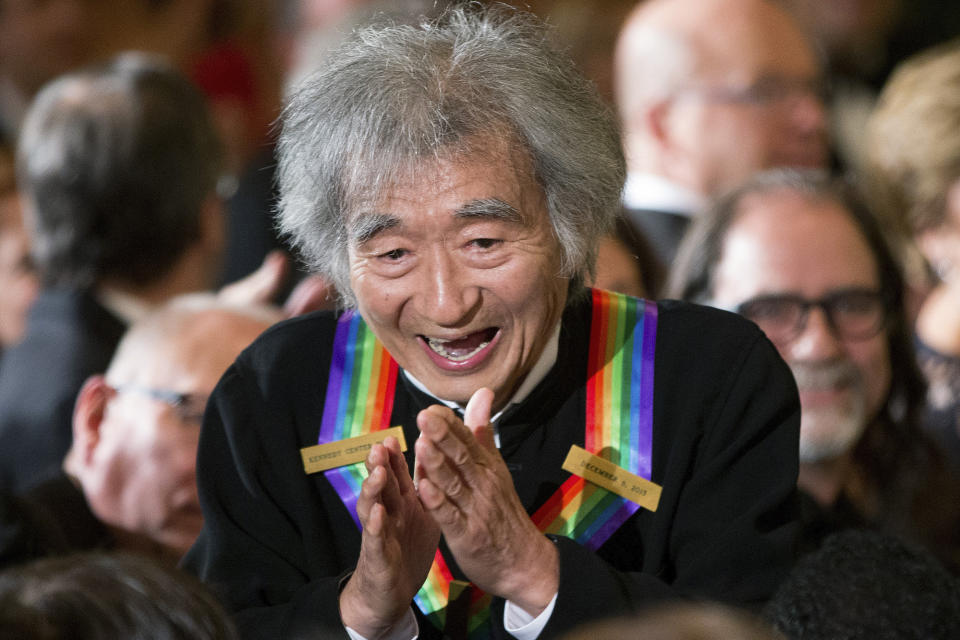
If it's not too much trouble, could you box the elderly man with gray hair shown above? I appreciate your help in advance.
[0,295,280,569]
[184,7,801,639]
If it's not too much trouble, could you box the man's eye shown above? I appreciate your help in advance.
[469,238,501,249]
[744,300,796,322]
[379,248,407,260]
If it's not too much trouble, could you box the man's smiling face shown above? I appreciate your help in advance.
[347,145,568,412]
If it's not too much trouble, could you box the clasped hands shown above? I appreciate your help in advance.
[339,388,559,638]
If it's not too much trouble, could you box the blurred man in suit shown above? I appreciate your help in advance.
[613,0,829,283]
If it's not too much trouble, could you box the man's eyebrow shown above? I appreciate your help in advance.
[454,198,524,224]
[348,213,401,245]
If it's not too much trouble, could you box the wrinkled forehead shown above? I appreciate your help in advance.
[717,191,880,301]
[342,133,540,229]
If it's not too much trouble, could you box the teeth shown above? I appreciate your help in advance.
[426,337,490,362]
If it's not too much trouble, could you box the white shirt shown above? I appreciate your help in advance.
[622,172,706,217]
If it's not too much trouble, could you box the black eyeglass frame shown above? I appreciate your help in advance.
[733,287,889,344]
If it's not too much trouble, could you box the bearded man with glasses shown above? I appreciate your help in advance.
[670,168,960,571]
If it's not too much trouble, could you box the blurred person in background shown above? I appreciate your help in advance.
[670,169,960,572]
[0,0,307,300]
[613,0,828,290]
[779,0,960,177]
[0,295,280,568]
[0,132,37,354]
[0,54,226,495]
[562,602,784,640]
[0,0,99,139]
[764,529,960,640]
[865,38,960,469]
[0,551,240,639]
[590,217,661,300]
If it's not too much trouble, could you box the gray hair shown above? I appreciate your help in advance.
[17,53,222,289]
[276,4,625,306]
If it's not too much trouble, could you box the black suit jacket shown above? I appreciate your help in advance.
[0,289,125,494]
[622,207,692,277]
[184,294,801,639]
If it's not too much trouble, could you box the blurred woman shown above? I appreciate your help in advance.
[866,37,960,468]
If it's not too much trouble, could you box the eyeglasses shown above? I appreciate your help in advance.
[734,288,887,345]
[113,385,209,423]
[682,75,829,108]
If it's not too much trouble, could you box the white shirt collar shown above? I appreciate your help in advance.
[403,321,561,427]
[622,172,707,217]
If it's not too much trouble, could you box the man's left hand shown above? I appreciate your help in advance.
[414,388,559,616]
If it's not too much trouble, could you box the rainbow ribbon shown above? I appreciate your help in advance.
[319,310,399,528]
[319,291,657,637]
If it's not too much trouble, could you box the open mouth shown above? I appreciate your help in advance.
[421,327,499,363]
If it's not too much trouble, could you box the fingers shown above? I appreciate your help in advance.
[414,432,470,507]
[464,388,497,452]
[416,476,468,538]
[359,443,405,524]
[283,274,337,317]
[363,501,386,540]
[416,404,496,491]
[463,387,494,433]
[356,463,382,525]
[383,436,416,498]
[416,405,480,465]
[218,250,288,306]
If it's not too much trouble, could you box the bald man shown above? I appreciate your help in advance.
[0,295,280,569]
[613,0,829,276]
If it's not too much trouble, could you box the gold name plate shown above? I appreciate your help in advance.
[562,445,662,512]
[300,427,407,474]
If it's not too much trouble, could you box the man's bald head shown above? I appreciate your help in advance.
[104,295,280,391]
[615,0,827,197]
[68,295,281,562]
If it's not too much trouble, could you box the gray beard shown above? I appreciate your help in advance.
[791,360,868,464]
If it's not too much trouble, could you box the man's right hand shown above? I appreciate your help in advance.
[339,436,439,638]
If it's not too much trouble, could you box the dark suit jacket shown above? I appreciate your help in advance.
[622,207,692,280]
[184,294,801,639]
[0,289,125,494]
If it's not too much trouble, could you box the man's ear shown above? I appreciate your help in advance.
[646,98,675,149]
[69,376,114,470]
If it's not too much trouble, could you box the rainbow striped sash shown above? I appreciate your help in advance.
[318,290,658,637]
[319,310,399,528]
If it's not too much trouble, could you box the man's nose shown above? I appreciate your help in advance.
[784,307,844,362]
[418,250,480,327]
[789,88,828,136]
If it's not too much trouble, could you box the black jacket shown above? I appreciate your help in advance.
[184,294,801,639]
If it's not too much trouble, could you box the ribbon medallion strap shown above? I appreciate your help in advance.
[318,292,657,638]
[319,310,399,528]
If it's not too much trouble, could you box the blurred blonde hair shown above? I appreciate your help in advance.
[866,38,960,235]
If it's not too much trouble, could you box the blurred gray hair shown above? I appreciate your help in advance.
[276,4,625,306]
